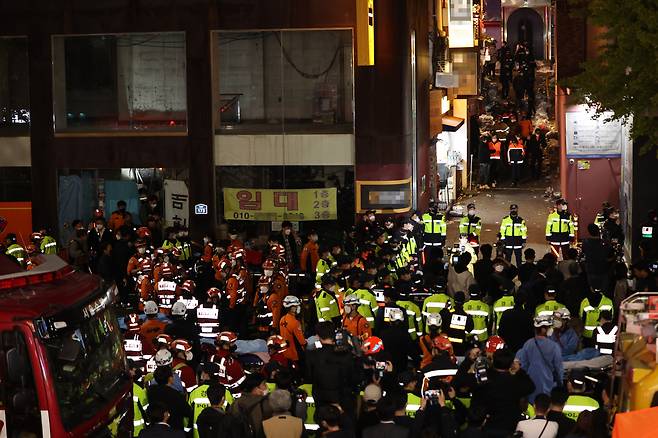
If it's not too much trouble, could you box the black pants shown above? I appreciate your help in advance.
[489,160,500,183]
[511,163,522,184]
[504,247,523,266]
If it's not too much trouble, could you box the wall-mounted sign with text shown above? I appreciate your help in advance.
[223,188,337,221]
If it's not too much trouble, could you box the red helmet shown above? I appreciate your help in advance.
[139,258,153,273]
[432,335,453,352]
[270,243,285,257]
[266,335,288,352]
[169,247,182,258]
[232,248,246,260]
[485,335,506,353]
[207,287,221,298]
[155,334,173,347]
[216,331,238,345]
[160,263,175,278]
[180,279,196,293]
[30,232,43,241]
[124,313,141,332]
[262,259,276,271]
[137,227,151,238]
[171,339,193,361]
[362,336,384,356]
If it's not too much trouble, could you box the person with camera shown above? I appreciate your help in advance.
[306,321,360,417]
[360,336,396,393]
[377,303,421,375]
[470,349,535,438]
[409,383,459,438]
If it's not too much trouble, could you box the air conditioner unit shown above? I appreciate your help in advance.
[435,72,459,88]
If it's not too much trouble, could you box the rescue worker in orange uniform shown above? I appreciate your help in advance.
[201,234,214,263]
[300,230,320,274]
[279,295,307,367]
[488,134,503,187]
[127,239,148,276]
[342,294,372,340]
[254,276,282,336]
[232,248,253,300]
[140,301,169,357]
[419,313,444,368]
[507,134,526,187]
[262,259,289,299]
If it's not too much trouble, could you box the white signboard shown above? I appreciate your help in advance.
[448,0,474,48]
[164,179,189,227]
[566,109,624,157]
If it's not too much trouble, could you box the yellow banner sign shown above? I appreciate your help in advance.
[223,188,337,221]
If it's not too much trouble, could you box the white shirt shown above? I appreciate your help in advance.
[516,417,558,438]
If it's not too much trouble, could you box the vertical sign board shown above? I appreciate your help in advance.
[357,0,375,66]
[448,0,475,48]
[164,179,189,227]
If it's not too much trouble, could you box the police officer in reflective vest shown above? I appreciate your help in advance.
[492,290,515,333]
[459,203,482,253]
[190,363,234,438]
[579,288,613,344]
[563,370,600,421]
[314,275,341,324]
[464,284,491,342]
[594,310,617,355]
[535,287,566,317]
[131,369,149,437]
[422,286,454,330]
[397,298,424,340]
[440,291,474,356]
[500,204,527,266]
[422,201,447,264]
[545,198,576,259]
[5,233,26,265]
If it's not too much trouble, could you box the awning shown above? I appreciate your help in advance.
[442,116,465,132]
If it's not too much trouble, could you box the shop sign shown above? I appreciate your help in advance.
[566,108,625,158]
[194,203,208,215]
[223,188,337,221]
[448,0,475,48]
[164,179,189,227]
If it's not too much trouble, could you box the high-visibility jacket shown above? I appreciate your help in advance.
[545,211,575,245]
[595,324,618,355]
[406,392,422,418]
[315,289,340,322]
[535,300,566,317]
[190,384,234,438]
[40,235,58,255]
[315,259,331,287]
[500,215,527,249]
[507,141,525,164]
[444,309,474,346]
[397,300,424,339]
[459,215,482,246]
[464,299,491,341]
[422,213,447,246]
[162,239,177,251]
[422,293,454,321]
[563,395,599,421]
[594,212,606,229]
[489,141,502,160]
[299,383,317,431]
[132,382,148,436]
[5,243,26,263]
[492,295,515,330]
[176,240,192,261]
[352,288,378,324]
[580,296,613,338]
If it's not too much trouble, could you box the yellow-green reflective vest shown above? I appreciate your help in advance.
[580,296,613,338]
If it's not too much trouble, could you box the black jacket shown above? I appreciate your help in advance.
[196,407,233,438]
[146,384,191,431]
[547,410,576,438]
[471,368,535,433]
[306,344,359,408]
[498,306,534,355]
[379,323,421,372]
[138,423,185,438]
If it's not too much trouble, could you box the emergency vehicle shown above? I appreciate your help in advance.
[0,255,132,437]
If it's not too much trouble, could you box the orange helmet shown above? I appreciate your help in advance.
[362,336,384,356]
[216,331,238,345]
[262,259,276,271]
[207,287,221,298]
[155,334,173,348]
[432,335,453,352]
[137,227,151,238]
[171,339,193,361]
[232,248,246,260]
[180,279,196,294]
[485,335,506,353]
[266,335,288,352]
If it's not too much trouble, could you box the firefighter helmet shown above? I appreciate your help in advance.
[171,301,187,317]
[554,308,571,320]
[534,314,554,328]
[171,339,193,361]
[266,335,288,352]
[432,335,453,351]
[270,243,286,258]
[207,287,221,298]
[262,259,276,271]
[169,247,181,259]
[232,248,246,260]
[282,295,301,308]
[144,300,159,315]
[343,294,360,306]
[30,231,43,241]
[216,331,238,345]
[155,334,173,348]
[180,279,196,294]
[155,349,173,367]
[485,335,506,353]
[362,336,384,356]
[137,226,151,238]
[426,313,442,328]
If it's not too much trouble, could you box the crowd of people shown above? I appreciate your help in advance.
[5,195,658,438]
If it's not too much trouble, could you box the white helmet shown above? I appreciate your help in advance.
[283,295,301,308]
[554,308,571,320]
[343,294,360,306]
[387,307,405,322]
[534,314,554,328]
[171,301,187,317]
[426,313,442,327]
[144,300,159,315]
[154,349,173,367]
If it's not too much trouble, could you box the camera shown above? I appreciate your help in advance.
[474,356,489,384]
[375,361,386,371]
[425,389,443,406]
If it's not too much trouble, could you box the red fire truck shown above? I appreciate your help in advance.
[0,255,132,437]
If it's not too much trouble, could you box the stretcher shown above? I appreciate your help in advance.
[563,354,613,371]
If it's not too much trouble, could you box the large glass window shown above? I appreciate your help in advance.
[214,30,353,134]
[0,37,29,135]
[52,33,187,133]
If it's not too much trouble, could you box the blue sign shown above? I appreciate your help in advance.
[194,203,208,215]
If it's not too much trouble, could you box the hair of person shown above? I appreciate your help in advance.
[316,321,336,340]
[375,395,398,421]
[207,383,227,406]
[550,386,569,407]
[153,366,173,386]
[571,410,593,435]
[533,393,551,413]
[480,244,493,259]
[242,373,266,393]
[587,223,600,237]
[269,389,292,413]
[315,404,341,427]
[524,248,536,259]
[147,401,168,424]
[566,248,579,260]
[274,368,294,390]
[492,349,514,370]
[536,259,550,273]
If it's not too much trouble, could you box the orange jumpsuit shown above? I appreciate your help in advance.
[226,275,245,309]
[342,314,371,340]
[139,318,168,356]
[202,243,214,263]
[280,313,306,362]
[238,266,253,299]
[127,256,141,276]
[419,334,435,368]
[271,273,288,299]
[300,241,319,273]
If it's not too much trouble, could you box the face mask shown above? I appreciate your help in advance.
[494,264,504,273]
[546,327,554,337]
[284,229,291,236]
[368,215,376,221]
[264,269,273,277]
[203,237,210,244]
[468,210,476,216]
[561,205,568,212]
[260,286,268,294]
[96,225,104,232]
[310,235,318,242]
[344,305,352,314]
[553,319,563,329]
[149,203,157,208]
[138,247,146,255]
